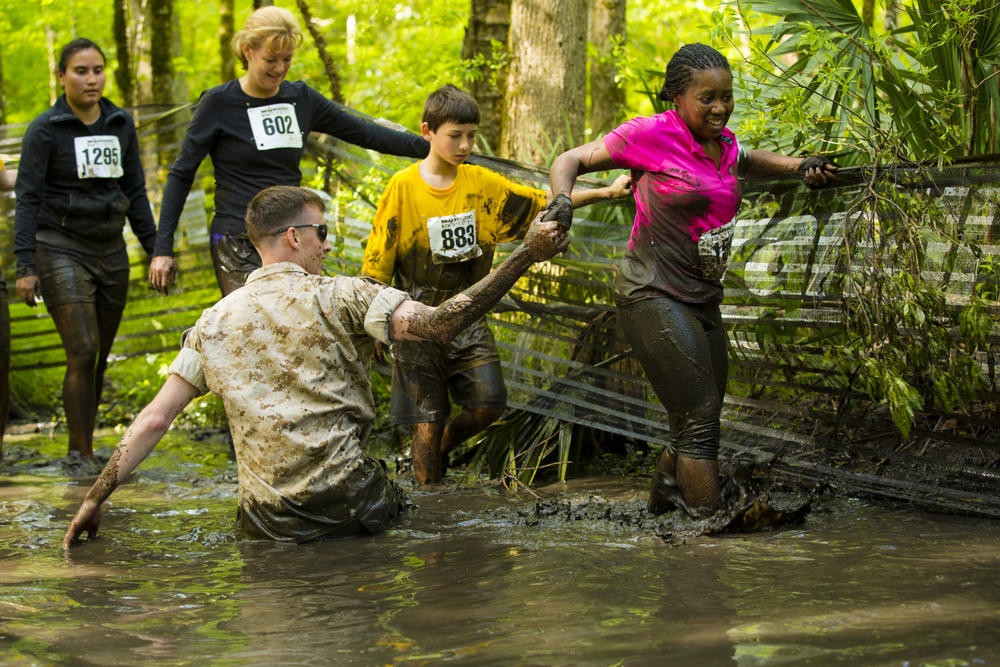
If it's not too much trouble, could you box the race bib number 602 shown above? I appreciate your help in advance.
[247,103,303,150]
[427,210,482,264]
[74,136,123,179]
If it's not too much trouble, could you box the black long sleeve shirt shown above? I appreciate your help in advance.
[154,79,430,255]
[14,95,157,272]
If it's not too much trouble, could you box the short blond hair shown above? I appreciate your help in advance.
[246,186,325,245]
[231,6,303,68]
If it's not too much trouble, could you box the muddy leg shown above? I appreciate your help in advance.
[48,302,111,458]
[676,455,720,515]
[440,406,504,461]
[647,447,679,515]
[94,306,124,412]
[413,421,446,484]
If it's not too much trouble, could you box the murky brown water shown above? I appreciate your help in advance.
[2,432,1000,666]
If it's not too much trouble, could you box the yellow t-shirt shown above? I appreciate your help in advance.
[362,162,546,306]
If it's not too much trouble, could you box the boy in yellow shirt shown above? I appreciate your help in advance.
[362,84,629,484]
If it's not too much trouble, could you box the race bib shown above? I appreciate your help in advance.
[74,135,123,179]
[247,103,303,150]
[697,219,736,281]
[427,210,482,264]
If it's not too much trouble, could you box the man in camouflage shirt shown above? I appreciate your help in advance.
[63,185,569,545]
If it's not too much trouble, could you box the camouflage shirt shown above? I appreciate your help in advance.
[168,262,409,542]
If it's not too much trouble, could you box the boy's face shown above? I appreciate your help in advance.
[421,121,478,166]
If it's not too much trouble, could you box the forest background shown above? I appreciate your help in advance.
[0,0,998,478]
[0,0,701,162]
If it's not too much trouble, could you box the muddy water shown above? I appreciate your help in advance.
[2,433,1000,666]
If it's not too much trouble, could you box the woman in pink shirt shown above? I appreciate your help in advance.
[548,44,837,516]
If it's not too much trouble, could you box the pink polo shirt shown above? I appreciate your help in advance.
[605,110,745,305]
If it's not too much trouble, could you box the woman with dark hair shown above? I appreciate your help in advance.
[14,38,159,459]
[548,43,837,516]
[148,6,429,297]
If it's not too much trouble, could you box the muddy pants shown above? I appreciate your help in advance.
[618,296,728,460]
[210,233,262,297]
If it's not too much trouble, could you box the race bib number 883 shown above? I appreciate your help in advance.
[427,210,482,264]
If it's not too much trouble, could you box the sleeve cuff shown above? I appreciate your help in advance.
[364,286,409,344]
[167,347,209,396]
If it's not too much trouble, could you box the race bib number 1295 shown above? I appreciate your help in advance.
[74,136,123,179]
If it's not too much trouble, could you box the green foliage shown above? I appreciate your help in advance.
[710,0,1000,162]
[101,354,172,427]
[706,0,1000,436]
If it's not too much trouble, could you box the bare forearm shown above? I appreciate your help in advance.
[567,186,611,208]
[743,150,802,177]
[83,410,172,506]
[82,377,195,506]
[401,246,535,342]
[550,153,585,198]
[550,140,617,198]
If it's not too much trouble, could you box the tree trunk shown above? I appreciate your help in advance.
[150,0,176,164]
[589,0,625,135]
[113,0,134,107]
[501,0,588,164]
[461,0,511,154]
[0,31,6,126]
[253,0,274,8]
[219,0,236,83]
[150,0,174,104]
[296,0,342,102]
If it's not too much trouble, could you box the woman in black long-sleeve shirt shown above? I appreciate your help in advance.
[14,38,158,459]
[149,6,429,296]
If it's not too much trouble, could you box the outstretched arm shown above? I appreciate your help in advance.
[545,140,622,228]
[743,149,838,188]
[550,140,619,198]
[62,374,201,548]
[388,213,570,342]
[544,173,631,210]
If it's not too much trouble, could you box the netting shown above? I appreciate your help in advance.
[1,105,998,516]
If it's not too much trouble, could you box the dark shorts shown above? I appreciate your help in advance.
[35,243,130,310]
[210,233,262,295]
[389,318,507,424]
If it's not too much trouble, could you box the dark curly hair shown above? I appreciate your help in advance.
[657,44,730,102]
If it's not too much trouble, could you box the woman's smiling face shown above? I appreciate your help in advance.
[673,67,735,143]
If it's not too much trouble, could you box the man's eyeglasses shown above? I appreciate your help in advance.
[274,223,328,242]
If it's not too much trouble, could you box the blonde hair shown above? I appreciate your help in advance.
[231,6,303,68]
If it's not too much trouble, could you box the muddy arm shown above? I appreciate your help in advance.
[62,374,200,548]
[388,213,569,343]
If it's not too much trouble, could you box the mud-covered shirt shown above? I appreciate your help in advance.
[361,162,546,306]
[604,110,746,305]
[167,262,409,542]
